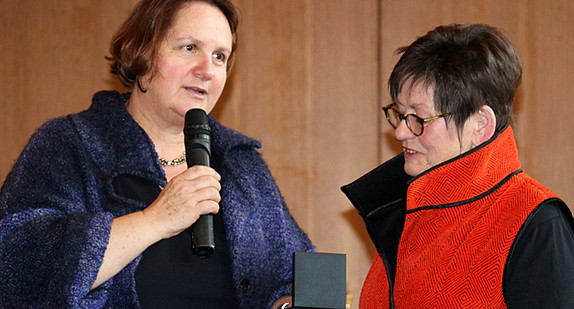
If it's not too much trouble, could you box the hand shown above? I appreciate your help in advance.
[271,296,292,309]
[142,165,221,240]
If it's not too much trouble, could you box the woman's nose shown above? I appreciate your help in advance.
[394,119,415,141]
[193,55,215,80]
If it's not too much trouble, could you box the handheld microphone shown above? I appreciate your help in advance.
[184,109,215,257]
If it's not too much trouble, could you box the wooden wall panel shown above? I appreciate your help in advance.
[0,0,137,178]
[514,0,574,206]
[2,1,574,308]
[213,1,380,304]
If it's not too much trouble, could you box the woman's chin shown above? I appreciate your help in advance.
[403,162,423,177]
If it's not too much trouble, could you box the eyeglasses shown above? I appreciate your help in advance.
[382,103,451,136]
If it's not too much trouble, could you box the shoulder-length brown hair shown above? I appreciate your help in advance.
[107,0,239,90]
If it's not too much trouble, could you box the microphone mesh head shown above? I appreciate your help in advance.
[185,109,208,127]
[184,109,210,136]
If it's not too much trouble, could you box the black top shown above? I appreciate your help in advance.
[113,175,237,309]
[505,200,574,308]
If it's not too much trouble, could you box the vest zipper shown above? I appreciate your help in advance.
[380,251,395,308]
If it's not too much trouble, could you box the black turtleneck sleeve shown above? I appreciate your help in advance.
[504,199,574,308]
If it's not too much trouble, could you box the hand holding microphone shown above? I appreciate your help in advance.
[140,109,219,252]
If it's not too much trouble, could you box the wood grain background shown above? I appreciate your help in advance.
[2,1,573,307]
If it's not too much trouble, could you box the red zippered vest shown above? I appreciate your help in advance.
[360,127,559,308]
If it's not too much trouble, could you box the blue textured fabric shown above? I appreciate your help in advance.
[0,90,314,308]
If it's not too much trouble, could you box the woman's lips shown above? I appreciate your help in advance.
[403,147,417,154]
[187,86,207,96]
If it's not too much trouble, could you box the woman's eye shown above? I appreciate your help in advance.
[213,52,226,63]
[184,44,196,52]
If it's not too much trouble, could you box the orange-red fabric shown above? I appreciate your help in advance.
[359,255,389,308]
[360,127,558,308]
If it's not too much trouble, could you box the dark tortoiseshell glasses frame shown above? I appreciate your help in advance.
[382,103,452,136]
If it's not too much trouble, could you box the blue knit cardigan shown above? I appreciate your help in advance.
[0,90,313,308]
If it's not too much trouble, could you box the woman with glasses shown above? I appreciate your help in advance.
[342,24,574,308]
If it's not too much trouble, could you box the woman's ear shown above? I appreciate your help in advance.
[471,105,496,147]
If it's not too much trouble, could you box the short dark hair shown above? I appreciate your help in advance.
[107,0,239,90]
[388,24,522,135]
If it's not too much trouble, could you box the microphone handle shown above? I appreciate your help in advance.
[191,214,214,256]
[186,131,215,257]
